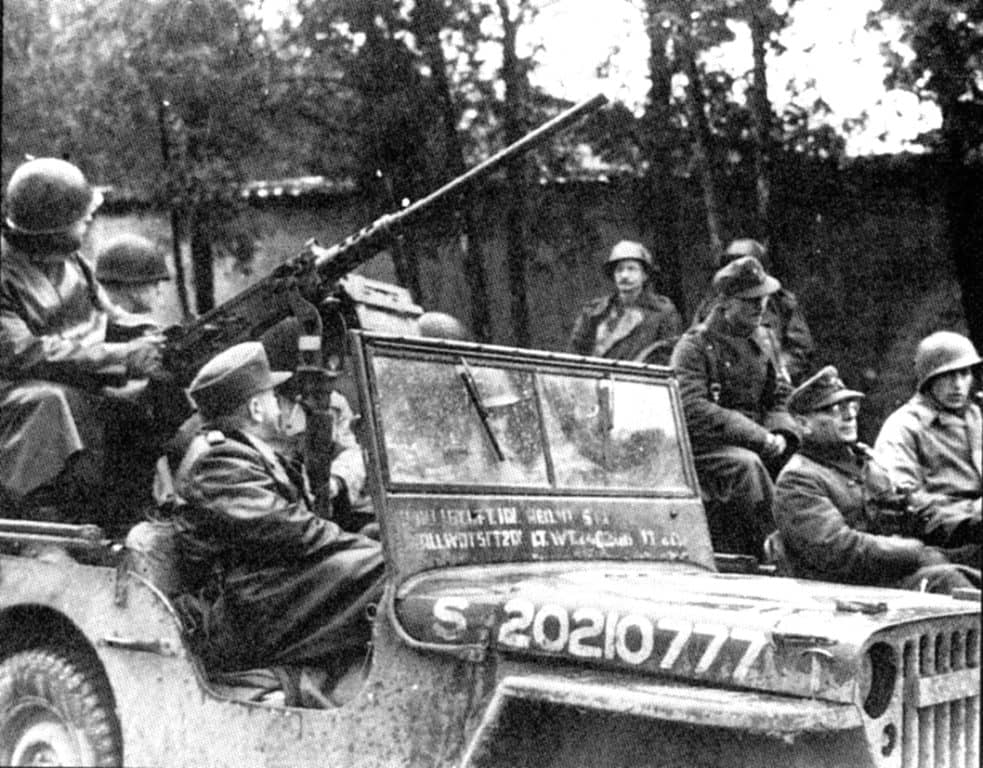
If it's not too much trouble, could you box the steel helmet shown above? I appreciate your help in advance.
[95,234,170,284]
[604,240,655,277]
[915,331,982,391]
[722,238,767,267]
[3,158,104,235]
[418,311,469,340]
[472,368,523,409]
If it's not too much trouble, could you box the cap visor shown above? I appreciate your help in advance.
[271,371,294,388]
[816,390,865,410]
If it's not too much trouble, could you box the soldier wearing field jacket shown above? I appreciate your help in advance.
[670,255,799,558]
[568,240,682,365]
[171,342,385,673]
[773,366,972,593]
[873,331,981,566]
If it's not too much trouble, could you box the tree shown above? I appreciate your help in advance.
[872,0,983,350]
[409,0,496,341]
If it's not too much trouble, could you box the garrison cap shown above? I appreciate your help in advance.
[712,255,780,299]
[188,341,292,418]
[788,365,864,415]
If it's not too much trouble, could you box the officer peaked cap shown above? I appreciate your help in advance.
[788,365,865,415]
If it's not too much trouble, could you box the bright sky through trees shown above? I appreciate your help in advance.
[527,0,940,155]
[254,0,939,156]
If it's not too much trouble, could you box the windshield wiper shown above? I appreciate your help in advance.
[456,358,505,462]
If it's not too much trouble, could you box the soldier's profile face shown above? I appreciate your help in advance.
[802,399,859,445]
[927,368,973,412]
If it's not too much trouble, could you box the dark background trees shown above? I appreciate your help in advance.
[2,0,978,358]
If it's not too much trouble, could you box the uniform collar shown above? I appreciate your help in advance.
[798,441,865,477]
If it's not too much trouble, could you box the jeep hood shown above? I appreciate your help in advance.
[393,562,975,704]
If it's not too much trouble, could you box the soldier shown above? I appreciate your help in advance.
[692,239,814,383]
[0,157,164,522]
[95,233,171,316]
[873,331,981,565]
[170,341,385,679]
[773,366,973,593]
[568,240,682,365]
[670,255,799,558]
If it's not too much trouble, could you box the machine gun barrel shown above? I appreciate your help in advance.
[162,93,607,384]
[307,92,608,276]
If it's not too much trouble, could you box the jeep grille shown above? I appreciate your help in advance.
[900,619,979,768]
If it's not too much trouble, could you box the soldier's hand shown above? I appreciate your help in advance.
[124,335,165,378]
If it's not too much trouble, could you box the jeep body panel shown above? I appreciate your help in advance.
[1,332,979,768]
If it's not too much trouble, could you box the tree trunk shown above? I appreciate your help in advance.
[747,1,776,269]
[944,107,983,351]
[156,100,193,319]
[682,47,724,260]
[641,3,686,314]
[497,0,531,347]
[190,209,215,315]
[413,0,492,341]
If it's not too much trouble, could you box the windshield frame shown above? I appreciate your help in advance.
[352,333,700,498]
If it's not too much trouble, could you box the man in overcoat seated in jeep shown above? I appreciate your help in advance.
[169,341,385,676]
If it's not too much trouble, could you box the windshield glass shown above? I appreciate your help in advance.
[371,352,692,495]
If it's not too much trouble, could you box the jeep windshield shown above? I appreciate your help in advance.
[353,333,713,579]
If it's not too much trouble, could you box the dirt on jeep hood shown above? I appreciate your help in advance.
[394,561,975,703]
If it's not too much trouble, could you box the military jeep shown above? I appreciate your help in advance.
[1,330,979,768]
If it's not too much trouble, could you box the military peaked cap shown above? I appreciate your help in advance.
[788,365,865,415]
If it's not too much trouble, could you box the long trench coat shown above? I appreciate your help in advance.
[568,290,682,364]
[873,394,982,548]
[0,242,154,498]
[670,307,798,457]
[173,427,385,671]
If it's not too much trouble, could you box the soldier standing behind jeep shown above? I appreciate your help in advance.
[670,255,799,558]
[568,240,682,365]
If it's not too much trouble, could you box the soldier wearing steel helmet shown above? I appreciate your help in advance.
[692,238,814,384]
[568,240,682,365]
[771,365,973,593]
[0,157,165,522]
[95,233,171,317]
[873,331,981,565]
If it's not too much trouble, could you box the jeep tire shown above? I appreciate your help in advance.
[0,647,122,766]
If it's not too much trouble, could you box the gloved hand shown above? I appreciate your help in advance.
[124,335,165,378]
